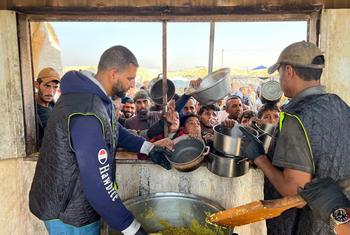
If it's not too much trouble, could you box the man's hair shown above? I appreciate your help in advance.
[198,104,220,115]
[97,45,139,72]
[281,55,324,81]
[123,97,135,104]
[240,110,257,120]
[225,95,242,105]
[182,113,200,125]
[257,103,280,119]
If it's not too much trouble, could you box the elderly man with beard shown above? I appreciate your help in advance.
[29,46,174,235]
[124,90,161,132]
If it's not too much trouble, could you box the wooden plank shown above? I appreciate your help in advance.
[307,11,320,45]
[17,13,37,155]
[26,12,313,22]
[0,10,26,159]
[0,0,328,9]
[11,5,323,16]
[3,0,350,10]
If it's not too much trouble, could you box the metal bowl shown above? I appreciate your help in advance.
[111,192,232,234]
[187,68,231,105]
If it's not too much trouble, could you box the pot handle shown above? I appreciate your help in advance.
[202,146,210,156]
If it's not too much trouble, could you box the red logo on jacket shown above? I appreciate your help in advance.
[98,149,108,165]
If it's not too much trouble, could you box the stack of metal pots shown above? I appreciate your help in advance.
[207,124,250,178]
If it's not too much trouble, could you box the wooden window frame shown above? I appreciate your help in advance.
[18,12,320,156]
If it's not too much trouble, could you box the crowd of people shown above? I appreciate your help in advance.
[31,42,349,235]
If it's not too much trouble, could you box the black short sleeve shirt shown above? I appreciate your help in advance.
[272,116,314,174]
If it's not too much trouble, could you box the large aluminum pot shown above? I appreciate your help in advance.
[213,124,244,156]
[148,76,175,105]
[187,68,231,105]
[167,137,209,172]
[207,151,249,178]
[109,192,232,234]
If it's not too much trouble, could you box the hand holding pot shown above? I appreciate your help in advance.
[189,78,202,89]
[222,118,237,128]
[148,145,173,170]
[239,126,265,161]
[153,137,174,151]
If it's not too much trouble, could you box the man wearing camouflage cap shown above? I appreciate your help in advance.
[239,41,350,234]
[35,67,60,147]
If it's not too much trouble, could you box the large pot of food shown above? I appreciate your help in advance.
[186,68,231,105]
[109,192,233,235]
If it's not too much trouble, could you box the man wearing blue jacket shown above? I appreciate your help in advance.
[29,45,173,235]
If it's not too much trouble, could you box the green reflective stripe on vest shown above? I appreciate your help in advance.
[279,111,316,174]
[67,112,119,190]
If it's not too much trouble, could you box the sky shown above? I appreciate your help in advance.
[51,21,307,71]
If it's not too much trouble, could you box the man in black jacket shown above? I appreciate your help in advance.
[29,46,173,235]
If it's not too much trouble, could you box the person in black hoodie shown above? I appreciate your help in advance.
[29,46,173,235]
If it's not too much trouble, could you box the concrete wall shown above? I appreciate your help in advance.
[115,163,266,235]
[320,9,350,104]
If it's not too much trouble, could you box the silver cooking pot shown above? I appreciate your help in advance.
[148,76,175,105]
[187,68,231,105]
[166,137,209,172]
[213,124,244,156]
[207,151,249,178]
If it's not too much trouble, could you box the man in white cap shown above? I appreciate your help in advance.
[239,41,350,235]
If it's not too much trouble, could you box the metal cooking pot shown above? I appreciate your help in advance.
[213,124,244,156]
[167,137,209,172]
[213,124,259,156]
[108,192,232,234]
[252,122,277,154]
[148,76,175,105]
[187,68,231,105]
[207,151,249,178]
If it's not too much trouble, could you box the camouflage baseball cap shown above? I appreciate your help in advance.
[268,41,324,74]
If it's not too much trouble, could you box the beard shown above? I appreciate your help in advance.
[111,81,127,98]
[123,111,133,118]
[138,109,149,120]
